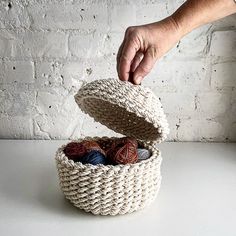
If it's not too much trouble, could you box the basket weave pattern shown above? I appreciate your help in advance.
[55,79,169,215]
[55,137,162,215]
[75,79,169,143]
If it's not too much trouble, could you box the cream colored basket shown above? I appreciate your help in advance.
[55,78,169,215]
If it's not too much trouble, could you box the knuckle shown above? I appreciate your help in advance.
[148,46,159,59]
[125,26,135,34]
[125,26,139,38]
[140,65,151,74]
[120,54,129,63]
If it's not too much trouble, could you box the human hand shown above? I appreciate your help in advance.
[116,17,182,85]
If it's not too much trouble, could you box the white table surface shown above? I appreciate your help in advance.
[0,140,235,236]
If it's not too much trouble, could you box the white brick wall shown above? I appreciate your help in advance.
[0,0,235,141]
[0,29,68,58]
[28,1,108,31]
[210,31,236,58]
[1,61,34,83]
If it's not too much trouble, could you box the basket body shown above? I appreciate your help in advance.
[55,137,162,215]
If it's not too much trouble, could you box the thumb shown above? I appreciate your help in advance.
[133,47,158,84]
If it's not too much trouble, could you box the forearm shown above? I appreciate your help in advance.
[171,0,236,36]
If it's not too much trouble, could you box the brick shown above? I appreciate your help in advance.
[0,29,68,58]
[156,91,196,118]
[103,32,124,57]
[143,59,208,92]
[164,115,179,141]
[197,91,231,118]
[212,15,236,29]
[231,90,236,113]
[0,89,35,116]
[228,122,236,141]
[0,1,30,29]
[177,118,225,141]
[80,115,119,138]
[0,89,11,113]
[36,88,82,120]
[228,90,236,140]
[2,61,34,83]
[166,25,210,59]
[36,91,62,117]
[172,60,208,90]
[0,115,33,139]
[22,31,68,58]
[34,93,83,139]
[83,58,117,81]
[0,61,4,83]
[211,62,236,89]
[0,30,14,57]
[36,88,71,116]
[35,61,84,90]
[228,90,236,141]
[143,61,177,93]
[27,1,108,31]
[62,62,85,90]
[69,32,106,58]
[110,4,136,31]
[136,3,169,24]
[210,30,236,58]
[35,61,64,87]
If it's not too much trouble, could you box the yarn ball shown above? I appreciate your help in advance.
[64,142,87,161]
[79,150,106,165]
[81,140,106,156]
[112,137,138,149]
[107,141,138,165]
[96,139,114,152]
[137,148,151,161]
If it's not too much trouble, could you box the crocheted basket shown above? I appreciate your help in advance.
[55,78,169,215]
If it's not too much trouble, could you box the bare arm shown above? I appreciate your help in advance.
[172,0,236,36]
[117,0,236,84]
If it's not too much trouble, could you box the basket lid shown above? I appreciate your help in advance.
[74,78,169,143]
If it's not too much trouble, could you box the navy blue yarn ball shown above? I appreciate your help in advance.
[79,150,106,165]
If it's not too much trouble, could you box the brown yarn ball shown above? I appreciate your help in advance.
[64,142,87,161]
[107,137,138,165]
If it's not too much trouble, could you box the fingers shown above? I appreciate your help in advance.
[116,40,125,73]
[130,51,143,73]
[118,38,139,81]
[117,27,159,84]
[133,47,158,85]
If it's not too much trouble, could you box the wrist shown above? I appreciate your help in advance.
[170,11,192,37]
[165,16,186,39]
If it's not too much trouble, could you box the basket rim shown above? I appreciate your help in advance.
[55,136,161,171]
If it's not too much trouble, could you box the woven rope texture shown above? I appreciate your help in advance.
[75,79,169,143]
[55,136,162,215]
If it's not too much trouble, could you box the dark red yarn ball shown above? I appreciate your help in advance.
[96,139,114,153]
[112,137,138,149]
[63,142,87,161]
[81,140,106,156]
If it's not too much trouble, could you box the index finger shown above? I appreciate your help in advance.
[118,39,139,81]
[116,40,125,74]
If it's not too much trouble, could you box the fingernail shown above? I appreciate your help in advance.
[135,76,142,84]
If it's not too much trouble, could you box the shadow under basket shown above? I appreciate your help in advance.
[55,79,169,216]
